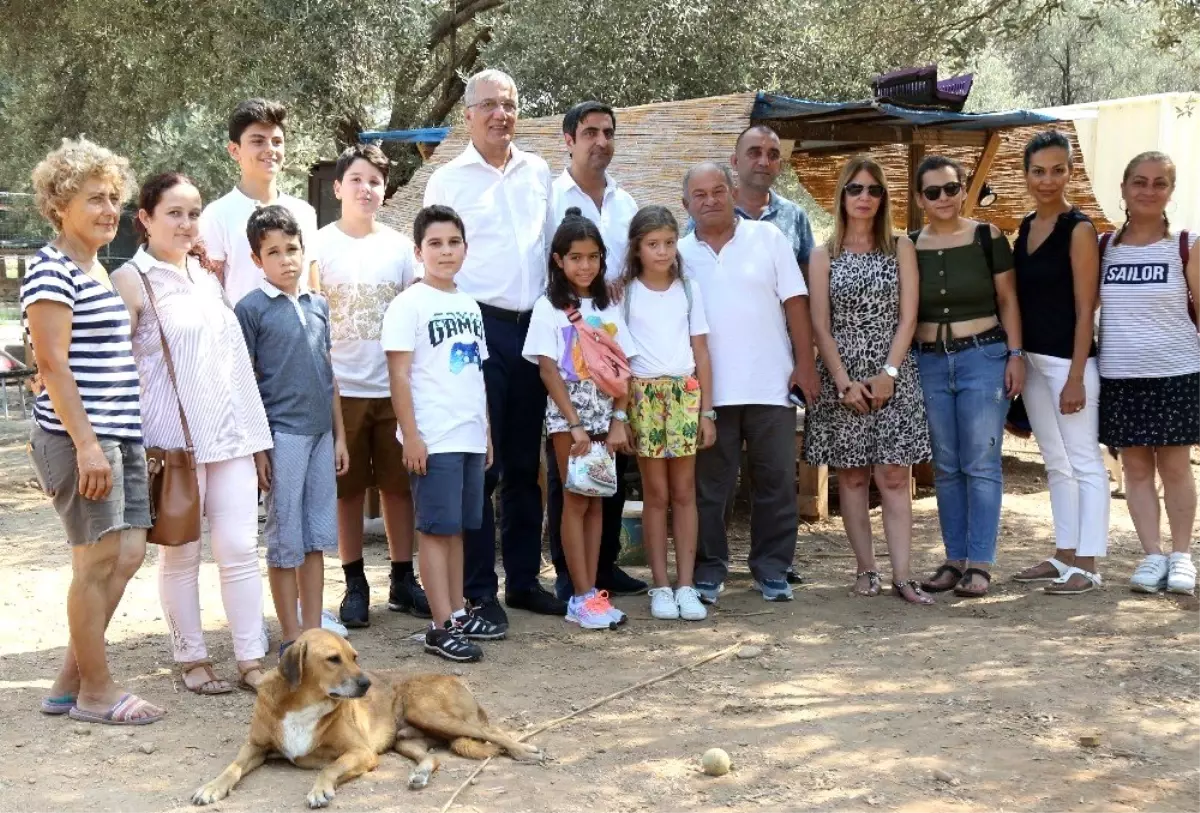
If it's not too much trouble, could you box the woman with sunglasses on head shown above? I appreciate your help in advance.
[805,157,933,604]
[1098,152,1199,596]
[911,156,1023,599]
[1010,130,1109,595]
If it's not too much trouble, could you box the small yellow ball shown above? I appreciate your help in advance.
[701,747,731,776]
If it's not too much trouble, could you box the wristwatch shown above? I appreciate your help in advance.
[1008,348,1026,358]
[882,364,899,378]
[612,410,629,423]
[700,410,718,421]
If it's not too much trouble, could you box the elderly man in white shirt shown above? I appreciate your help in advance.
[422,69,563,629]
[544,100,646,601]
[678,161,820,604]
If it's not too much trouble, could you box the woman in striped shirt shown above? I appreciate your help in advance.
[22,138,164,725]
[1097,152,1200,596]
[112,173,274,693]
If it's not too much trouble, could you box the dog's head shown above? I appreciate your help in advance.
[278,629,372,700]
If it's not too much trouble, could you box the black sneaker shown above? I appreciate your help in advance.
[388,570,432,618]
[597,565,649,596]
[424,625,482,662]
[454,611,507,641]
[785,567,806,585]
[505,583,568,616]
[339,575,370,628]
[466,595,509,633]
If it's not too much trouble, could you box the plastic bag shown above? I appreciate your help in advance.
[565,441,618,498]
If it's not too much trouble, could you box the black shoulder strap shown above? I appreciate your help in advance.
[908,229,922,244]
[976,223,994,274]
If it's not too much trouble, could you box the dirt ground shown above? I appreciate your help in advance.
[0,412,1197,813]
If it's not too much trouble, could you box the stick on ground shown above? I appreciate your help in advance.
[438,639,746,813]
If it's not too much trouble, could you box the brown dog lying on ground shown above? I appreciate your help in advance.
[192,628,541,808]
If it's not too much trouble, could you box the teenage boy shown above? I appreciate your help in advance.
[200,98,319,305]
[235,206,349,656]
[312,144,429,628]
[381,205,505,662]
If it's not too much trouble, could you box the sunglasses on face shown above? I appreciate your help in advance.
[845,182,885,199]
[921,182,963,201]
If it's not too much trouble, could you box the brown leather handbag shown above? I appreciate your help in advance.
[138,271,201,546]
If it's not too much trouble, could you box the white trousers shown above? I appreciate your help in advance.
[157,455,267,663]
[1022,354,1110,557]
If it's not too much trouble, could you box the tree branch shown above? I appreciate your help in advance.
[427,0,507,48]
[414,26,493,102]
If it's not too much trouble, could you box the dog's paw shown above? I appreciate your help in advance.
[192,781,229,806]
[407,766,432,790]
[511,742,544,762]
[306,783,336,809]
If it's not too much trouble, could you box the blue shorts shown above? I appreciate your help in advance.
[411,452,486,536]
[264,431,338,568]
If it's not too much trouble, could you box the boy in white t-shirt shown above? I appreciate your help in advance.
[382,205,504,662]
[311,144,426,629]
[198,98,319,305]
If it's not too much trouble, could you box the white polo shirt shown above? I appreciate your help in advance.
[551,170,639,281]
[198,187,318,306]
[678,219,807,408]
[423,142,553,312]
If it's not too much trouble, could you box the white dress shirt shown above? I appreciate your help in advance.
[679,219,808,408]
[550,170,639,281]
[423,142,553,312]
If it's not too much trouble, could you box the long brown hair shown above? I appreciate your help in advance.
[621,205,683,287]
[135,171,213,271]
[1114,151,1176,246]
[827,156,896,258]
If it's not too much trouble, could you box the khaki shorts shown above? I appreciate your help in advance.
[337,396,410,498]
[28,424,152,545]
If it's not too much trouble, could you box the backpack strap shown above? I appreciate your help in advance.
[1099,231,1113,259]
[1181,230,1191,266]
[1181,230,1197,328]
[681,276,693,330]
[976,223,994,274]
[908,229,922,244]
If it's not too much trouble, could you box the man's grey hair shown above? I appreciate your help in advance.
[464,69,518,107]
[682,161,736,200]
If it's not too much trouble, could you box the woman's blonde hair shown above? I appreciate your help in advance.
[827,156,896,258]
[31,137,135,231]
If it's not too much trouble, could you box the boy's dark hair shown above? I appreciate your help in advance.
[548,207,609,310]
[1023,129,1073,172]
[413,204,466,246]
[334,143,390,183]
[228,98,288,144]
[562,101,616,138]
[246,204,303,257]
[915,155,965,190]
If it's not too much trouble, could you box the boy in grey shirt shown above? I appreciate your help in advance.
[235,205,349,657]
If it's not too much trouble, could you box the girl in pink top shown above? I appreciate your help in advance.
[112,173,273,694]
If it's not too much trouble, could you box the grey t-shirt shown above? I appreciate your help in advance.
[235,285,334,436]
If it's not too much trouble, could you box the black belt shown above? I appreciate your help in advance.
[916,325,1007,354]
[478,302,532,324]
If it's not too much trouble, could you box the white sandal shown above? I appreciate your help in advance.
[1044,566,1103,595]
[1013,557,1070,583]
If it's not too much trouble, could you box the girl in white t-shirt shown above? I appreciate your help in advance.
[620,206,715,622]
[522,209,636,631]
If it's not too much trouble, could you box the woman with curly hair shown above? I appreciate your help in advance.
[22,137,164,725]
[111,172,274,693]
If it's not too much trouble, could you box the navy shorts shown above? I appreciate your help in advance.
[411,452,486,536]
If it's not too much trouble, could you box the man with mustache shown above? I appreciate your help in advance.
[544,101,646,601]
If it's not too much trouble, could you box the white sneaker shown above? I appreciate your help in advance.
[1167,553,1197,595]
[675,585,708,621]
[321,608,349,638]
[649,587,680,619]
[1130,554,1169,593]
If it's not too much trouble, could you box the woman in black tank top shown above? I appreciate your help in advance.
[1010,131,1109,595]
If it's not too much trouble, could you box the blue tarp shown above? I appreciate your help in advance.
[358,127,451,143]
[751,93,1060,131]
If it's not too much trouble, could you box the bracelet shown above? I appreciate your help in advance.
[611,409,629,423]
[1008,348,1025,358]
[568,422,584,430]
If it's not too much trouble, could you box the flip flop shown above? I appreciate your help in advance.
[67,693,165,726]
[40,693,77,715]
[953,568,992,598]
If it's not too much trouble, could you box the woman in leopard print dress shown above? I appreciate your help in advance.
[804,157,932,604]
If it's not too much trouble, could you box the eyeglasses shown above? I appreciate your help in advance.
[921,182,963,201]
[469,98,518,115]
[845,182,885,199]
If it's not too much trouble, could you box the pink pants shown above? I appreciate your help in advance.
[158,455,267,663]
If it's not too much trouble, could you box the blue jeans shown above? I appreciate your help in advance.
[916,342,1009,564]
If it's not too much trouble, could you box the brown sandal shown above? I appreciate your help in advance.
[953,568,991,598]
[180,661,233,695]
[920,564,964,593]
[237,661,267,693]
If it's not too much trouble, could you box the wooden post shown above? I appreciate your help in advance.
[906,143,926,232]
[963,131,1002,218]
[796,431,828,520]
[914,461,935,488]
[365,487,381,519]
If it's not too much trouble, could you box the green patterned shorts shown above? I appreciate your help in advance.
[629,375,701,459]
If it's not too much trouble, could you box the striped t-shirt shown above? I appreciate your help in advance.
[20,246,143,441]
[1099,233,1200,380]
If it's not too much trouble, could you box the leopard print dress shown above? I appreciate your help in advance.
[803,249,931,468]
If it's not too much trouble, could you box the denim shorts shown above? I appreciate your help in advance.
[264,431,338,568]
[28,423,152,546]
[411,452,486,536]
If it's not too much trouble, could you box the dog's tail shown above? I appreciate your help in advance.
[449,737,501,760]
